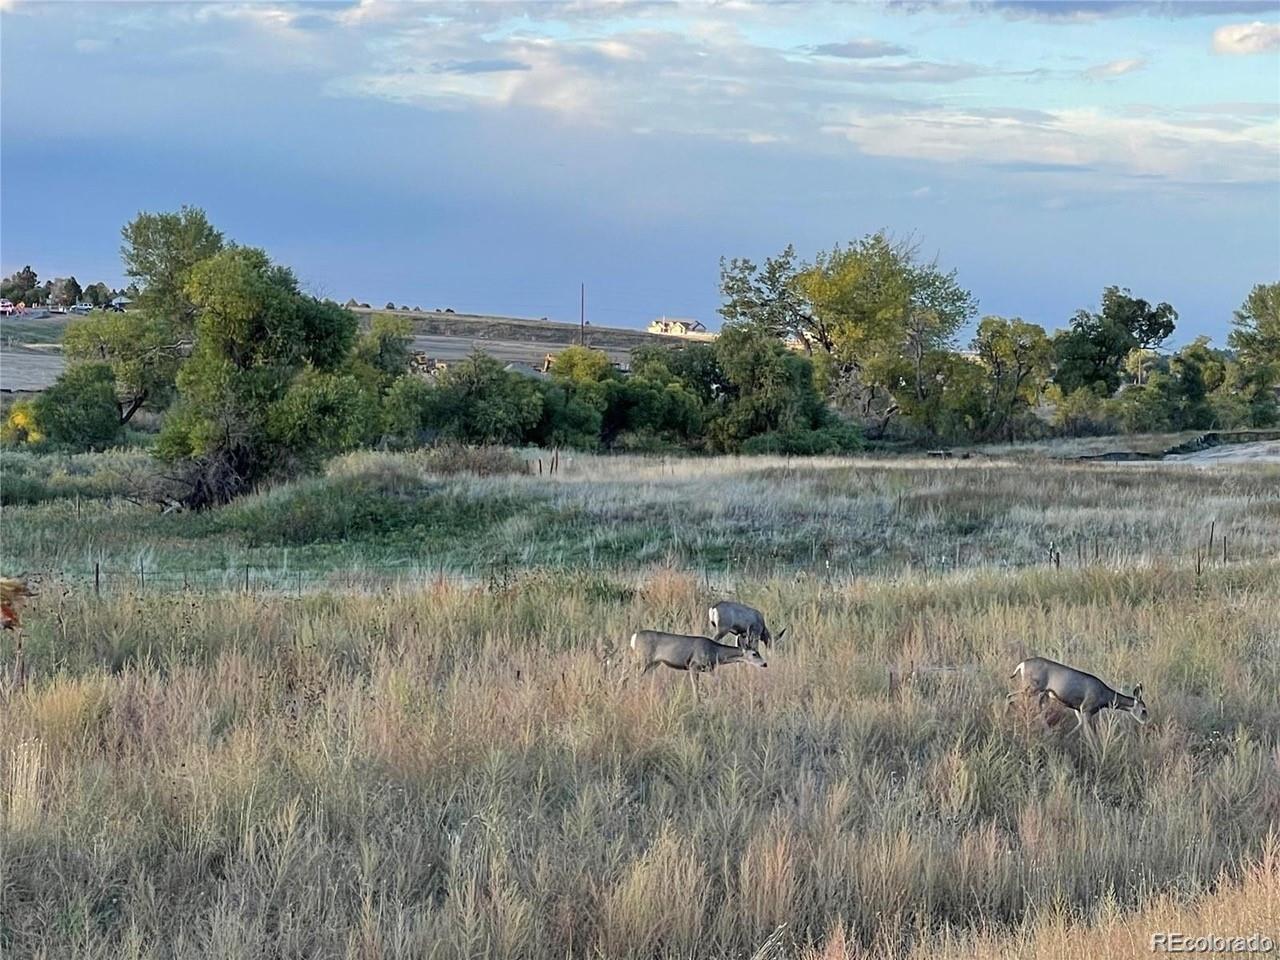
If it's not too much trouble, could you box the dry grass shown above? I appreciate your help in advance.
[1,553,1277,958]
[5,448,1279,583]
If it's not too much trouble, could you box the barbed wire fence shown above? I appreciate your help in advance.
[20,521,1247,602]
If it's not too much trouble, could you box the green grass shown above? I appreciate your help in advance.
[3,448,1279,589]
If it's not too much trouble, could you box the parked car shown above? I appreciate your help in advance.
[69,302,94,315]
[0,299,14,316]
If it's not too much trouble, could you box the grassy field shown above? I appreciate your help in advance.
[1,449,1278,958]
[4,447,1279,586]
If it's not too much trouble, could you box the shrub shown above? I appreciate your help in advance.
[30,364,123,451]
[739,422,863,455]
[2,400,44,446]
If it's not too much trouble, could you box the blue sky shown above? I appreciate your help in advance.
[2,0,1278,344]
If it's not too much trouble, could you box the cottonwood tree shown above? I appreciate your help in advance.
[972,316,1051,440]
[156,247,357,507]
[794,233,974,435]
[121,205,224,325]
[64,311,181,423]
[64,208,226,424]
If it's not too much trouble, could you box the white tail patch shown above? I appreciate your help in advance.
[708,607,718,629]
[630,632,638,650]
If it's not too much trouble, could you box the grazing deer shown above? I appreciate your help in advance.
[708,601,786,650]
[630,630,766,700]
[1008,656,1149,735]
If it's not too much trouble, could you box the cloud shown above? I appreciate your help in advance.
[811,38,910,59]
[891,1,1280,21]
[822,105,1280,185]
[435,58,531,74]
[1084,57,1147,79]
[825,59,991,83]
[1212,21,1280,54]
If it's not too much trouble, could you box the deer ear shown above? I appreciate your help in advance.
[1133,683,1143,699]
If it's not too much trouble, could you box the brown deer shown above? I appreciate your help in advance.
[1009,656,1149,735]
[630,629,766,700]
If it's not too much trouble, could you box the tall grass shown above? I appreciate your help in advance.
[1,560,1277,958]
[4,449,1278,584]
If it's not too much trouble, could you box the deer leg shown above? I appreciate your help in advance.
[640,661,659,676]
[1069,709,1086,734]
[711,627,731,644]
[688,670,701,703]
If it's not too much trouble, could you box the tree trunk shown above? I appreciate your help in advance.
[119,391,148,425]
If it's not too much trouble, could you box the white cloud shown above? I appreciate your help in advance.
[1212,21,1280,54]
[822,106,1280,184]
[1084,57,1147,79]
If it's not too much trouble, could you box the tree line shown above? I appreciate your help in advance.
[2,207,1277,507]
[0,266,134,308]
[718,236,1278,442]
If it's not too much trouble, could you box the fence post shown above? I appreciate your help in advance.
[94,561,100,597]
[244,564,251,593]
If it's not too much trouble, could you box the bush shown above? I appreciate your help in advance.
[28,364,123,451]
[739,422,863,455]
[2,400,44,446]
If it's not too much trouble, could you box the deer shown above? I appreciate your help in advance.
[708,600,786,651]
[1008,656,1149,736]
[630,630,766,701]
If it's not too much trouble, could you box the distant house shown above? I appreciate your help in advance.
[649,316,708,337]
[110,296,132,309]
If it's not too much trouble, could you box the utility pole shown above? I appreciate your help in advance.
[579,283,585,346]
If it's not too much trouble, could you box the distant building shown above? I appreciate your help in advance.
[648,316,708,337]
[110,296,132,308]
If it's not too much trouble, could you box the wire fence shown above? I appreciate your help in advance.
[21,523,1249,601]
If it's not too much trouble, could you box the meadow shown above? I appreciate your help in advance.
[1,448,1278,958]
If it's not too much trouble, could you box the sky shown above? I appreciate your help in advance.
[2,0,1278,344]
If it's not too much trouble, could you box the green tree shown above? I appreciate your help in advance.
[1053,286,1177,394]
[786,233,975,434]
[1229,282,1280,376]
[64,310,182,423]
[157,247,358,506]
[82,282,113,307]
[718,246,816,345]
[352,313,414,387]
[0,266,39,303]
[631,342,723,407]
[551,345,616,384]
[529,381,604,450]
[392,352,543,446]
[972,316,1051,440]
[121,206,224,325]
[709,324,850,452]
[270,368,382,464]
[31,364,124,450]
